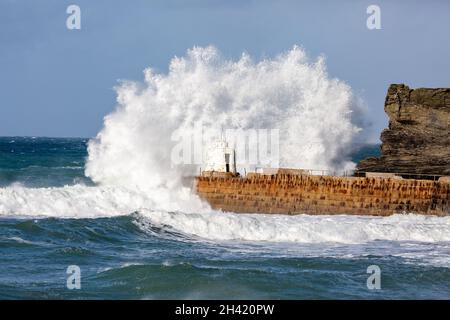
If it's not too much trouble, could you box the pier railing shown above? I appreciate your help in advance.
[251,167,446,181]
[353,171,445,181]
[251,167,357,178]
[198,167,447,181]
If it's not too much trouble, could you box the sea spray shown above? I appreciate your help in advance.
[86,46,363,193]
[0,184,208,218]
[1,46,366,220]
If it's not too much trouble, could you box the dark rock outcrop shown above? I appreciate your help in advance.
[357,84,450,175]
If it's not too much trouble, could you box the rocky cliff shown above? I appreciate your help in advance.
[357,84,450,175]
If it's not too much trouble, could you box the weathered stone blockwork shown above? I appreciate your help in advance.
[195,175,449,216]
[357,84,450,175]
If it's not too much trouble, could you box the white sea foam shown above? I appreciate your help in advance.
[85,45,364,191]
[7,236,36,245]
[136,210,450,244]
[0,46,448,258]
[0,184,207,218]
[2,183,449,249]
[1,46,365,219]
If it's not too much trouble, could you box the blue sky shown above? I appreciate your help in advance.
[1,0,449,140]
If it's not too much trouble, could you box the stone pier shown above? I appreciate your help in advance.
[195,174,449,216]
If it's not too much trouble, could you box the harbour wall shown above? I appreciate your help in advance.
[195,174,450,216]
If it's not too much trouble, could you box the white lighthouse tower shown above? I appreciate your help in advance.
[203,138,236,175]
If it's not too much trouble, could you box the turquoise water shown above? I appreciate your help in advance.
[1,137,450,299]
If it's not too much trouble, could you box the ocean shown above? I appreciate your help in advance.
[0,137,449,299]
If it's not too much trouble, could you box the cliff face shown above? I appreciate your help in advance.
[357,84,450,175]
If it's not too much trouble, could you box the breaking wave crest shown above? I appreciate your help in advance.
[85,45,364,192]
[0,46,367,221]
[136,210,450,244]
[0,184,207,218]
[0,46,448,250]
[1,185,449,246]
